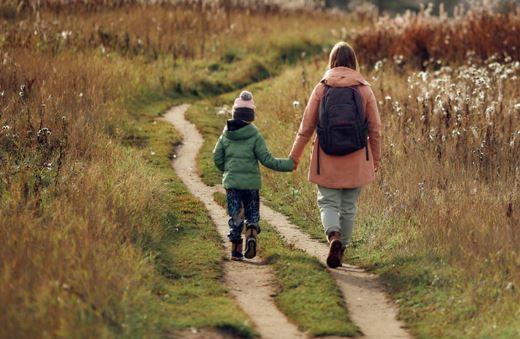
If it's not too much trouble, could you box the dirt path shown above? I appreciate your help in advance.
[162,104,306,339]
[163,104,412,339]
[259,207,411,338]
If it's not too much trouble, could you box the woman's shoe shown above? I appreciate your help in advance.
[231,240,244,261]
[244,225,258,259]
[326,231,342,268]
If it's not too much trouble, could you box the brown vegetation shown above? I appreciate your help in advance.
[248,16,520,333]
[0,2,340,337]
[0,43,168,337]
[366,59,520,277]
[1,1,320,61]
[354,6,520,66]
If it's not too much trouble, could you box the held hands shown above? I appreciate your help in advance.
[289,155,299,171]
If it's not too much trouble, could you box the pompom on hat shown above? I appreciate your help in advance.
[233,90,255,109]
[232,90,255,122]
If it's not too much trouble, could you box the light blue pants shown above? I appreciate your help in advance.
[317,185,361,247]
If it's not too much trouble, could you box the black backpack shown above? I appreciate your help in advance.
[316,83,369,174]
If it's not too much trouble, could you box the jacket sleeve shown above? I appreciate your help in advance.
[254,135,295,172]
[213,136,225,172]
[289,83,324,162]
[365,87,381,170]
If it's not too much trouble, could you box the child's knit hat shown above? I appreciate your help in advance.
[232,90,255,122]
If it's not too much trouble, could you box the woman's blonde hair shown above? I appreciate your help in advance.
[328,41,359,70]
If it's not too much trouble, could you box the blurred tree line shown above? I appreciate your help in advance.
[324,0,519,13]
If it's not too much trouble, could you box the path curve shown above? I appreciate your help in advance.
[162,104,306,339]
[163,104,412,339]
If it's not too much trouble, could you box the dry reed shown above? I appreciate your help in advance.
[354,5,520,67]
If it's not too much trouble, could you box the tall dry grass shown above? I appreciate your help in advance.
[365,58,519,274]
[0,47,170,336]
[350,10,520,279]
[246,4,520,332]
[0,3,344,336]
[354,5,520,67]
[1,1,322,61]
[1,0,284,16]
[252,44,519,336]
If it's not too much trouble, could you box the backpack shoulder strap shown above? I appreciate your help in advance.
[351,87,370,161]
[351,86,365,118]
[320,79,331,91]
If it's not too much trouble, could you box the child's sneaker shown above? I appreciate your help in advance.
[244,225,258,259]
[231,240,243,261]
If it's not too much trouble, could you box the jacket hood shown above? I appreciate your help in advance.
[227,119,250,131]
[224,122,259,140]
[321,67,370,87]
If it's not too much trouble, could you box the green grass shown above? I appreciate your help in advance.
[344,214,520,339]
[128,91,359,337]
[125,37,364,336]
[213,192,360,337]
[165,35,331,100]
[123,95,257,338]
[113,34,337,337]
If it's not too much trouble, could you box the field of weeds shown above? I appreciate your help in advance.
[0,2,343,337]
[2,0,519,337]
[354,3,520,66]
[265,8,520,337]
[188,4,520,337]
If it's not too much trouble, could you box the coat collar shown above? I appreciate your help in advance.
[321,67,370,87]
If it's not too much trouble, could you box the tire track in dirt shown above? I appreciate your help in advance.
[162,104,306,339]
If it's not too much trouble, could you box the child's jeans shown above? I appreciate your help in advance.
[226,189,260,243]
[317,185,361,247]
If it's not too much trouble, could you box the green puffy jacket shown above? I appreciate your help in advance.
[213,120,294,190]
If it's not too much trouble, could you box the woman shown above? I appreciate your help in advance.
[289,41,381,268]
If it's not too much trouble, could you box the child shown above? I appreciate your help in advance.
[213,91,294,261]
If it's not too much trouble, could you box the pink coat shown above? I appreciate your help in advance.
[289,67,381,189]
